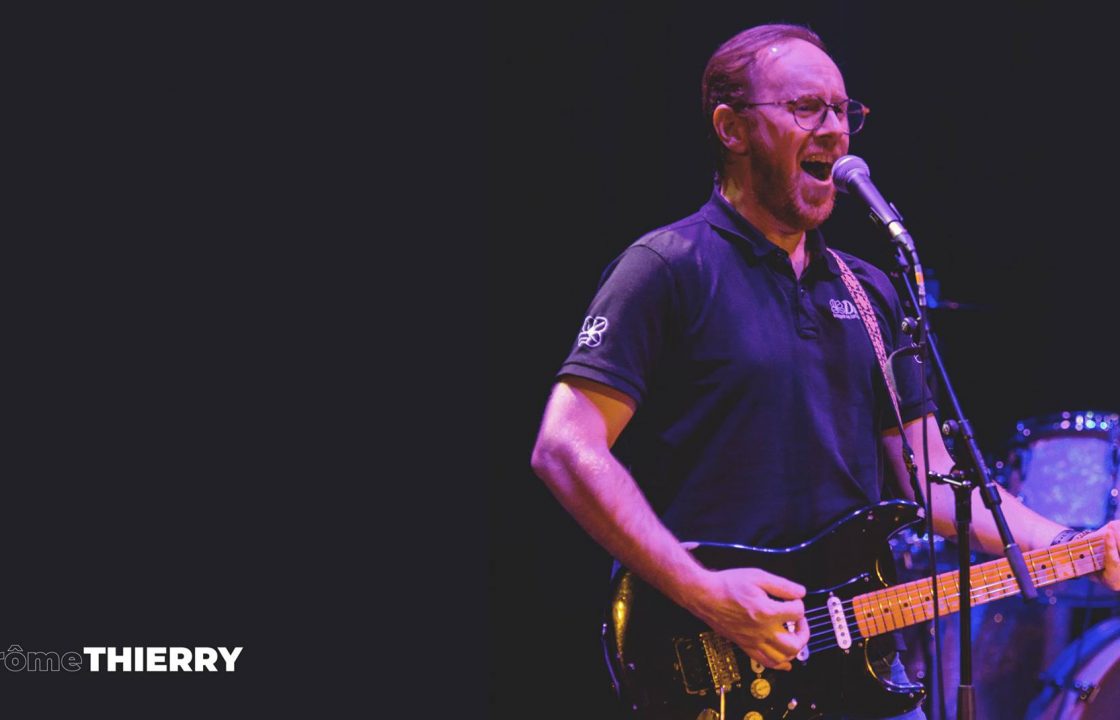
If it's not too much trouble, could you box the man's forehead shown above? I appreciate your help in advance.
[752,39,843,90]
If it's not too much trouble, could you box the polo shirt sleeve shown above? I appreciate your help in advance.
[882,284,938,427]
[556,244,677,406]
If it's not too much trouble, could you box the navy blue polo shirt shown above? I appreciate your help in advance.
[558,187,935,548]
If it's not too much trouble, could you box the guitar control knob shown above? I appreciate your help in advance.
[749,658,765,675]
[743,713,763,720]
[695,710,719,720]
[749,678,771,699]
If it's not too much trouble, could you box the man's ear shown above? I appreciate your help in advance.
[712,104,749,156]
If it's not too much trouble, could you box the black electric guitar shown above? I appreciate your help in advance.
[603,500,1108,719]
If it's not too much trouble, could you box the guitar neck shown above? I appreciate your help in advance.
[853,537,1106,638]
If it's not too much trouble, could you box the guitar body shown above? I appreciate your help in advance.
[603,500,927,720]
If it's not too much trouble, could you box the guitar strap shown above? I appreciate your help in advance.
[826,249,903,426]
[827,249,922,497]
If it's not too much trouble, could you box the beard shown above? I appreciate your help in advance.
[748,153,836,231]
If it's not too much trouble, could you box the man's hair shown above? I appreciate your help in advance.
[701,24,828,176]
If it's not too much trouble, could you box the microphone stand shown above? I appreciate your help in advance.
[888,239,1038,720]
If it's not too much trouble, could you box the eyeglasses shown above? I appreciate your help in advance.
[739,96,870,135]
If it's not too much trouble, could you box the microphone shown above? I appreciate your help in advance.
[831,155,916,257]
[832,154,925,308]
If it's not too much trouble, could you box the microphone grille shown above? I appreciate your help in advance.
[831,155,869,193]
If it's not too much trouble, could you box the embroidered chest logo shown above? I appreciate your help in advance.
[829,298,859,320]
[578,316,609,347]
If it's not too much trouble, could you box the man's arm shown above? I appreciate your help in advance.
[882,414,1120,588]
[531,376,808,670]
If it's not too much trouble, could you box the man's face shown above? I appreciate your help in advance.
[743,40,850,232]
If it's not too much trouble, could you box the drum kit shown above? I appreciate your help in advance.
[892,410,1120,719]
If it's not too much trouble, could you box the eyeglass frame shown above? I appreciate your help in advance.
[737,96,870,135]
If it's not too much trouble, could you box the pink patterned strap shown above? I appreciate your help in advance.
[826,249,904,428]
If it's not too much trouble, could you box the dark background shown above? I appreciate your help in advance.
[491,2,1120,718]
[2,7,371,714]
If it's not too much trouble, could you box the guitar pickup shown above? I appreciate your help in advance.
[672,636,714,694]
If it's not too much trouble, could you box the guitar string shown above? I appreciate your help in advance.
[799,547,1106,650]
[802,550,1105,634]
[802,552,1104,654]
[799,542,1103,624]
[694,541,1103,653]
[803,549,1106,650]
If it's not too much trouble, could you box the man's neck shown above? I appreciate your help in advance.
[719,180,809,277]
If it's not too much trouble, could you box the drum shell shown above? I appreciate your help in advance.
[1026,617,1120,719]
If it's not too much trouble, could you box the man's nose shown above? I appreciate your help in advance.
[816,105,845,135]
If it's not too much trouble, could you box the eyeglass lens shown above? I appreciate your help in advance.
[793,98,865,134]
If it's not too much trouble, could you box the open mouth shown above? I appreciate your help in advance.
[800,159,833,182]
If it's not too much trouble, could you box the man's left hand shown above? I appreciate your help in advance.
[1087,521,1120,591]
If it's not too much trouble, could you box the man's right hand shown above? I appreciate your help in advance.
[532,380,810,671]
[688,567,809,671]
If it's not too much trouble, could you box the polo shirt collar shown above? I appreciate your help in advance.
[806,229,841,277]
[700,185,840,277]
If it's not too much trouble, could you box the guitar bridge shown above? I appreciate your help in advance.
[672,633,742,695]
[700,631,742,692]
